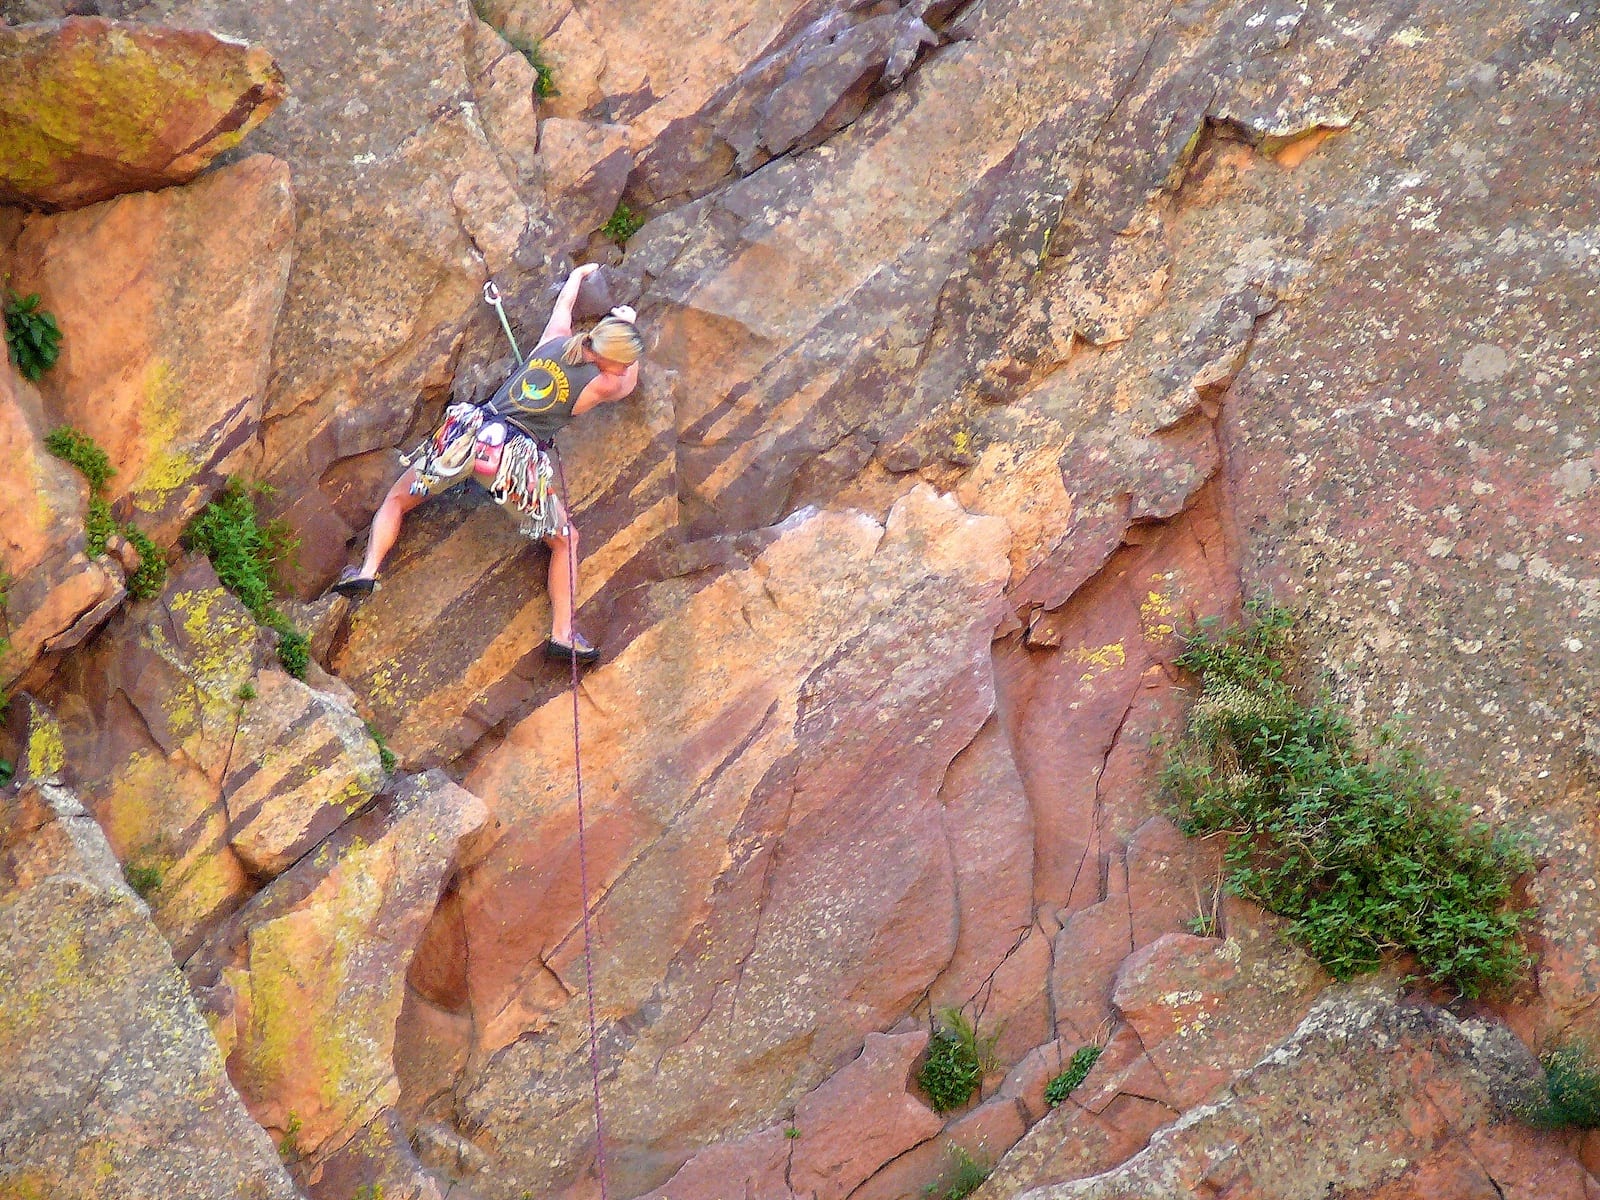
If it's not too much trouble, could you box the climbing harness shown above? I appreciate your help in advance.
[485,279,610,1200]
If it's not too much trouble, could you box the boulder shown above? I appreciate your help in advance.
[0,778,299,1200]
[0,17,285,211]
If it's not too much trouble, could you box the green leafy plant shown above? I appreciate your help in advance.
[1044,1044,1102,1107]
[122,523,167,600]
[45,424,167,597]
[1522,1045,1600,1129]
[0,760,13,787]
[925,1146,990,1200]
[44,426,112,493]
[185,481,308,679]
[236,682,258,702]
[917,1007,997,1114]
[123,863,162,900]
[601,201,646,246]
[278,1112,303,1163]
[365,721,398,773]
[4,291,62,381]
[1164,602,1532,998]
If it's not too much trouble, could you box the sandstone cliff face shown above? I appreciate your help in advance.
[3,1,1600,1199]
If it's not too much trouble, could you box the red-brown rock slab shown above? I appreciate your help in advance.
[635,1127,793,1200]
[0,17,285,211]
[1050,896,1131,1045]
[790,1031,943,1200]
[1111,926,1324,1112]
[415,488,1009,1196]
[11,154,294,544]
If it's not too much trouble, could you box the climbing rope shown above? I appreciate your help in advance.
[484,280,609,1199]
[483,281,524,364]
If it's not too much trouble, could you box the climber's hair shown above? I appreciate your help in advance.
[564,316,644,367]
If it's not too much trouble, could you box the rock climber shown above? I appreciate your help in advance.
[330,262,643,665]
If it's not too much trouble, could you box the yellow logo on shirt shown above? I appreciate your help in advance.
[516,358,569,413]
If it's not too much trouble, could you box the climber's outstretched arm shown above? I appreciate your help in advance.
[540,263,601,345]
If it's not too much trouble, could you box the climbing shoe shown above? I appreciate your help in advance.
[329,566,378,598]
[545,635,600,665]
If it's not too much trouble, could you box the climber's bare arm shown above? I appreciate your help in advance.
[539,263,601,344]
[573,362,640,415]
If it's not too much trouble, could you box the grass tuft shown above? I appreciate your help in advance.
[1522,1045,1600,1129]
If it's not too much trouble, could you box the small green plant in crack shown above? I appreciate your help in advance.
[601,201,646,246]
[1044,1044,1102,1107]
[510,33,559,99]
[184,480,308,679]
[365,720,398,773]
[784,1125,800,1140]
[0,759,13,787]
[1164,601,1532,998]
[278,1112,303,1163]
[351,1185,385,1200]
[917,1007,997,1114]
[924,1146,990,1200]
[4,291,62,382]
[236,682,258,702]
[1520,1044,1600,1130]
[123,862,162,900]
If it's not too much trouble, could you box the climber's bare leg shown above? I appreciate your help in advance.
[358,467,427,580]
[544,519,581,646]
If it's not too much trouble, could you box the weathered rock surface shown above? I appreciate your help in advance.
[1008,985,1572,1200]
[189,769,486,1166]
[6,0,1600,1197]
[0,17,285,211]
[43,556,392,957]
[0,777,299,1200]
[0,361,124,690]
[9,153,294,545]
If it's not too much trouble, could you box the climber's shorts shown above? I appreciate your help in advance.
[405,403,569,540]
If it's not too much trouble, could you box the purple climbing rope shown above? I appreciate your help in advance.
[554,448,610,1200]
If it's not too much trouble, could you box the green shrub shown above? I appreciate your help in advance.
[184,481,298,616]
[237,682,258,702]
[84,497,116,558]
[1165,602,1532,998]
[5,291,62,382]
[124,863,162,899]
[0,759,13,787]
[187,482,307,678]
[601,201,646,246]
[1044,1044,1102,1107]
[122,524,167,600]
[45,425,113,493]
[926,1146,989,1200]
[917,1008,996,1113]
[1523,1045,1600,1129]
